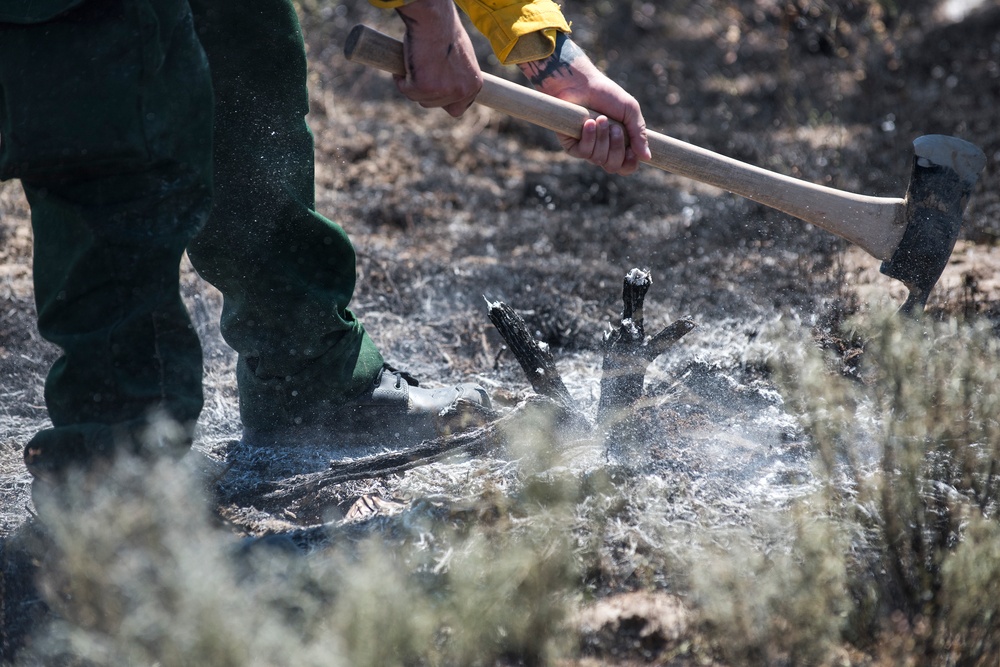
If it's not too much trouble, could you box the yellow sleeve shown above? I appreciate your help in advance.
[366,0,571,65]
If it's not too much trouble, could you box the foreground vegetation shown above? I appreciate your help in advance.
[4,311,998,666]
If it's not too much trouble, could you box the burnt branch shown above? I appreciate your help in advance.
[620,267,651,333]
[647,319,697,359]
[486,299,576,409]
[260,395,575,507]
[597,269,695,426]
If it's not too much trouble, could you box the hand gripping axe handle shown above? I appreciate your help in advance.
[345,25,987,313]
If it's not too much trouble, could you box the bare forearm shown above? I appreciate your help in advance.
[395,0,456,31]
[517,32,588,93]
[516,31,650,174]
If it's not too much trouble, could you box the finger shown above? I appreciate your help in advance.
[626,109,651,162]
[614,147,640,176]
[394,72,480,110]
[397,84,467,113]
[589,115,611,165]
[442,95,477,117]
[604,123,627,170]
[571,118,598,159]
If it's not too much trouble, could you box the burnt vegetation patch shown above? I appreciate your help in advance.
[3,0,1000,664]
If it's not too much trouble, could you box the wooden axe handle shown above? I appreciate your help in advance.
[344,25,906,261]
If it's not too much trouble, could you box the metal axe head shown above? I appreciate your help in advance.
[880,135,987,313]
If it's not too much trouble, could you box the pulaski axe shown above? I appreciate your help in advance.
[345,25,987,313]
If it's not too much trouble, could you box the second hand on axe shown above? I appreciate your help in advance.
[344,25,987,313]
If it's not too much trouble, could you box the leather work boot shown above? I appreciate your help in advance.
[341,364,492,437]
[242,365,493,449]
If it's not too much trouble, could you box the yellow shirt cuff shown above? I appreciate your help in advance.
[457,0,571,64]
[366,0,571,65]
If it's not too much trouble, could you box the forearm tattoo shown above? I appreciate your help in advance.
[518,32,584,87]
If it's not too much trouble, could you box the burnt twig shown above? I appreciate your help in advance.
[486,299,576,410]
[259,395,577,507]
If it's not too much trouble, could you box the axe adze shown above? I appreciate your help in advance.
[345,25,987,313]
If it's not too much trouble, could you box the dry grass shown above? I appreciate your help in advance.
[6,311,997,667]
[764,311,1000,665]
[12,420,584,667]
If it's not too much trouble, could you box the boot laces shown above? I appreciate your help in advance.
[380,364,419,389]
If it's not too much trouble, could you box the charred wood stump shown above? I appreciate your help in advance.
[486,299,578,413]
[487,268,694,444]
[597,268,695,428]
[250,269,692,509]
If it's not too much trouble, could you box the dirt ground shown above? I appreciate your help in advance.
[2,0,1000,663]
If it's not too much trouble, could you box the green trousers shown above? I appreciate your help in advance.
[0,0,384,476]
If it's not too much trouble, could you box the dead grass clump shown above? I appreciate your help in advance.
[17,418,582,666]
[22,458,342,667]
[776,311,1000,664]
[688,508,851,666]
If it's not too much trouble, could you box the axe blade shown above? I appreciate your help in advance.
[880,135,987,313]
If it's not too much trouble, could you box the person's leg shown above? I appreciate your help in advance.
[185,0,386,436]
[186,0,490,445]
[0,0,214,478]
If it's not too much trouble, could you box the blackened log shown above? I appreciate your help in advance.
[260,395,574,506]
[597,269,695,425]
[486,299,576,409]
